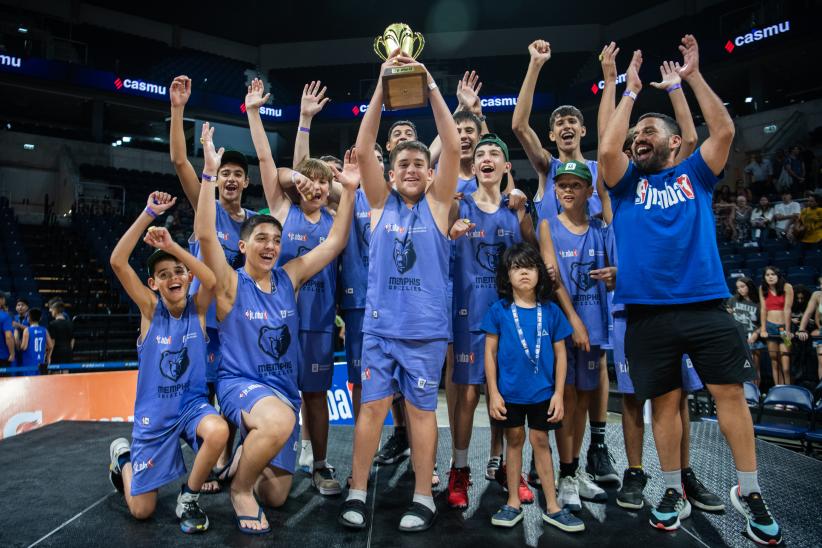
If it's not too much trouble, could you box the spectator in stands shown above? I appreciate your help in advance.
[19,308,48,376]
[12,298,30,365]
[794,191,822,248]
[784,145,806,191]
[0,294,14,367]
[759,267,794,390]
[773,192,801,239]
[797,275,822,382]
[727,277,764,385]
[750,195,775,245]
[744,152,773,199]
[713,188,734,242]
[46,299,73,365]
[730,195,752,243]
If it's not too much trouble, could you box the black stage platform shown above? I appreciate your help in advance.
[1,421,820,547]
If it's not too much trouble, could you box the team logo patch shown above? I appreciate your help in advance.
[258,325,291,360]
[392,235,416,274]
[159,347,190,382]
[476,242,505,273]
[570,261,595,291]
[296,245,311,257]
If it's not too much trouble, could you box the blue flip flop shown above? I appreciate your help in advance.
[235,506,271,535]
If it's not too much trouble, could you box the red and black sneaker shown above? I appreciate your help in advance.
[447,466,470,509]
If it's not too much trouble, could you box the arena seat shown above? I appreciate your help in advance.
[744,257,769,275]
[754,385,814,445]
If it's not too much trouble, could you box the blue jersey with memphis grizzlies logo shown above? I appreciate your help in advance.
[277,204,336,333]
[218,268,300,409]
[535,158,601,224]
[608,148,728,304]
[21,325,47,368]
[364,191,450,340]
[134,296,208,438]
[189,202,256,328]
[549,215,611,346]
[453,195,522,333]
[339,189,370,311]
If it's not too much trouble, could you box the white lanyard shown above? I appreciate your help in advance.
[511,304,542,374]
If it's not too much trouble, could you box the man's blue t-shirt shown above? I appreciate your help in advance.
[0,311,12,361]
[607,148,728,305]
[481,299,572,404]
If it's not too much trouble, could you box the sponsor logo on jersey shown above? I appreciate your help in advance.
[258,325,291,360]
[633,174,696,210]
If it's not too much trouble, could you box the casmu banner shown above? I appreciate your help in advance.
[0,371,138,439]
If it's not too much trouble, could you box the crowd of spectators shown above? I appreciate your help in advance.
[0,295,74,374]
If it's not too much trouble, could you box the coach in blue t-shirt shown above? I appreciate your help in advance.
[598,36,780,544]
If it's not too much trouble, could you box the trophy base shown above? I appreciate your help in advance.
[381,65,429,111]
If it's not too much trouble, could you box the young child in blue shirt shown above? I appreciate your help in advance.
[481,242,583,533]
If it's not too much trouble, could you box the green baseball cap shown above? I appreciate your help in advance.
[475,133,509,161]
[555,161,592,184]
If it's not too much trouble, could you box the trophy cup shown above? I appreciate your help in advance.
[373,23,428,110]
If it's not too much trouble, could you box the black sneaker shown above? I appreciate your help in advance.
[586,443,620,483]
[649,488,691,531]
[682,469,724,512]
[527,456,540,486]
[176,487,209,534]
[730,487,782,545]
[616,468,647,510]
[374,431,410,464]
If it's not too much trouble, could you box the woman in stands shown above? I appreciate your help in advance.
[730,195,752,244]
[797,275,822,382]
[750,196,775,245]
[759,267,794,388]
[727,277,764,386]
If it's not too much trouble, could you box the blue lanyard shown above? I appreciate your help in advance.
[511,304,542,374]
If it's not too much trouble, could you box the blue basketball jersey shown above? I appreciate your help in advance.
[133,297,208,437]
[339,189,371,311]
[217,268,301,409]
[276,204,337,332]
[189,202,256,328]
[457,176,478,195]
[453,194,522,332]
[548,215,611,346]
[364,191,450,340]
[535,158,601,224]
[21,325,47,368]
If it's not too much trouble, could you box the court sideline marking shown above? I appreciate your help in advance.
[28,490,115,547]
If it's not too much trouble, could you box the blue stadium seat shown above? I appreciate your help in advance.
[804,249,822,270]
[744,381,761,408]
[754,385,814,442]
[745,257,769,276]
[718,242,736,256]
[761,240,787,255]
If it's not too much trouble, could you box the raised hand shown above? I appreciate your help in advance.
[170,75,191,107]
[626,50,643,92]
[507,191,527,212]
[599,42,620,82]
[379,48,415,74]
[245,78,271,112]
[329,148,360,191]
[143,226,174,250]
[146,191,177,217]
[528,39,551,66]
[677,34,700,80]
[650,60,683,90]
[291,171,315,202]
[300,81,330,118]
[200,123,224,174]
[449,217,476,240]
[456,71,483,114]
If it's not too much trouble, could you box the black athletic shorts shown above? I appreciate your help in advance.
[625,299,756,400]
[490,399,562,431]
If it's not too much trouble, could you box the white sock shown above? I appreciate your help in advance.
[343,489,367,525]
[454,448,469,469]
[400,494,435,529]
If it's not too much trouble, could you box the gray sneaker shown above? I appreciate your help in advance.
[312,466,342,495]
[108,438,130,493]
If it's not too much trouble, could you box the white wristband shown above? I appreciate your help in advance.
[428,81,438,91]
[622,90,638,101]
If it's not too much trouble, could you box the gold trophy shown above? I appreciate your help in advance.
[373,23,428,110]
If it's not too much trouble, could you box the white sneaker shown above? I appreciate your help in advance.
[557,475,582,512]
[108,438,130,493]
[298,440,313,474]
[575,469,608,503]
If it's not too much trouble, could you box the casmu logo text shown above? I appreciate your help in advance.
[114,77,167,96]
[0,55,22,68]
[239,103,283,118]
[725,21,790,53]
[591,73,626,94]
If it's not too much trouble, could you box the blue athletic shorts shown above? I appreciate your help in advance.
[216,377,299,473]
[451,330,486,385]
[565,341,602,391]
[342,309,365,386]
[297,330,334,392]
[205,327,221,383]
[130,398,218,496]
[360,334,447,411]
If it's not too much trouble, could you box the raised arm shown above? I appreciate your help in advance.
[538,219,590,351]
[245,78,289,221]
[196,123,238,312]
[512,40,552,178]
[427,68,461,208]
[294,81,330,167]
[650,60,698,162]
[169,76,201,210]
[110,192,177,316]
[429,71,486,167]
[143,226,216,313]
[596,42,620,222]
[283,148,357,289]
[600,50,642,188]
[676,35,734,175]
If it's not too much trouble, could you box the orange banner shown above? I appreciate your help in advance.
[0,371,138,439]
